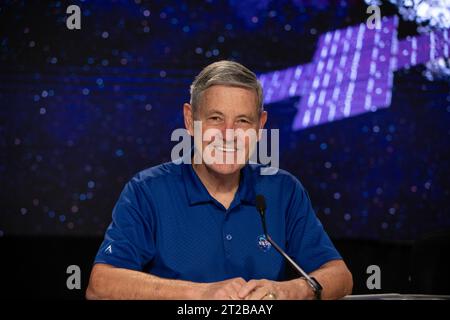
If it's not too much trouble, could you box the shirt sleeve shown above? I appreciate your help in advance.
[285,176,342,273]
[94,179,156,271]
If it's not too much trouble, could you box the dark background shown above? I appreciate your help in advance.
[1,0,449,298]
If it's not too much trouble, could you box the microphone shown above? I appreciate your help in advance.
[255,194,323,300]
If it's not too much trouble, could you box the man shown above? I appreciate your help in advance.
[86,60,353,300]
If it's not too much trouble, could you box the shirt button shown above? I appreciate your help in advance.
[225,234,232,241]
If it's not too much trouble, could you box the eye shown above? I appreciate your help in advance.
[237,119,250,124]
[209,116,221,121]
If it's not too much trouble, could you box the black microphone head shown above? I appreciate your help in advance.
[255,194,266,213]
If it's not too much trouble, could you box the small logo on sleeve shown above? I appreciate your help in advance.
[104,244,112,254]
[257,235,271,252]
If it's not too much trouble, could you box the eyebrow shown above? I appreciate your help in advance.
[205,109,225,116]
[205,109,256,120]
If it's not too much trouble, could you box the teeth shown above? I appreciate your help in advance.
[216,146,237,152]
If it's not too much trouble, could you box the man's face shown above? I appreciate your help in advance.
[184,85,267,176]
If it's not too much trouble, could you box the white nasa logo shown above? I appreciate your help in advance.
[257,235,271,252]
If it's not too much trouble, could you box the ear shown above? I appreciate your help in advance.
[183,103,194,136]
[259,110,268,129]
[258,110,268,140]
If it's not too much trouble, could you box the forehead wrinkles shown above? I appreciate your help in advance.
[198,86,259,117]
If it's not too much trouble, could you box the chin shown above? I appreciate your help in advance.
[205,163,244,176]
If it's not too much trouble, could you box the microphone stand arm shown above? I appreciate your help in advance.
[260,212,323,300]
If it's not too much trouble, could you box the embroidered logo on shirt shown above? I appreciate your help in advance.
[257,235,271,252]
[104,244,112,254]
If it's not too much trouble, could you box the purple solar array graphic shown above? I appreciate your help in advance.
[259,16,450,130]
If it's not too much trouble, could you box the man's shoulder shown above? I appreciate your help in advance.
[247,163,304,189]
[131,161,182,185]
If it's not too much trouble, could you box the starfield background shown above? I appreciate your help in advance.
[1,0,449,298]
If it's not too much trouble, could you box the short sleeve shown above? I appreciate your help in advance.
[94,179,156,271]
[285,176,342,273]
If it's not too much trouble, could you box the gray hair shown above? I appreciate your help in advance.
[189,60,264,115]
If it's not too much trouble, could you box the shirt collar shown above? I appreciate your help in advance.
[181,163,256,207]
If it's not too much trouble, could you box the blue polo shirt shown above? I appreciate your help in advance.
[94,161,342,282]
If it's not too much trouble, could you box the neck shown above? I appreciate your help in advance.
[192,163,240,197]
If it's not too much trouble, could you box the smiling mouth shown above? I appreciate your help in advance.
[215,145,238,152]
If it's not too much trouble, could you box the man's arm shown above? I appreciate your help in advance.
[86,263,246,300]
[294,259,353,300]
[238,259,353,300]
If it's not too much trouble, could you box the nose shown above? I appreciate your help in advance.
[219,120,236,142]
